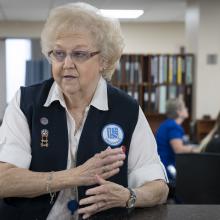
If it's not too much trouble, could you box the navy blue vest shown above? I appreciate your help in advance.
[0,78,139,219]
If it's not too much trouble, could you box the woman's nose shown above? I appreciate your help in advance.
[63,54,76,68]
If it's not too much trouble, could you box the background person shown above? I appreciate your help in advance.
[155,98,198,182]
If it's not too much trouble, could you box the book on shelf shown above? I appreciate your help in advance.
[168,85,177,99]
[158,85,167,113]
[186,55,193,84]
[168,56,173,83]
[151,56,159,83]
[172,56,177,83]
[177,56,182,84]
[159,55,168,83]
[111,53,193,117]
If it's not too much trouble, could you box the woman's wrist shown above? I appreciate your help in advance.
[66,167,82,187]
[122,187,131,207]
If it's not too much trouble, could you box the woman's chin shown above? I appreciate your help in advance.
[62,86,80,97]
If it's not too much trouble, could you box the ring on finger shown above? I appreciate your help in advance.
[102,166,106,173]
[96,203,99,210]
[103,165,108,173]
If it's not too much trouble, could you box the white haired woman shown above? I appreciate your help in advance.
[156,98,198,183]
[0,2,168,219]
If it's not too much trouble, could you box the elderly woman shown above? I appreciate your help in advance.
[0,2,168,220]
[156,98,198,182]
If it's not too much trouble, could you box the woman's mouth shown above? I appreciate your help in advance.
[63,75,77,79]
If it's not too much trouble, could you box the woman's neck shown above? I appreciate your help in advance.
[64,91,91,111]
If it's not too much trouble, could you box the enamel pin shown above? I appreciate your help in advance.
[40,117,49,125]
[67,200,79,215]
[102,123,124,147]
[40,129,49,147]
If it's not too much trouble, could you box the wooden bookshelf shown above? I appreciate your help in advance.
[111,53,194,134]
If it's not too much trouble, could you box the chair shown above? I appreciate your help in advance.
[175,153,220,204]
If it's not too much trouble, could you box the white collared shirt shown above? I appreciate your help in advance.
[0,77,167,219]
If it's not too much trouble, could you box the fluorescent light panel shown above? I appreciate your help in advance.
[100,9,144,19]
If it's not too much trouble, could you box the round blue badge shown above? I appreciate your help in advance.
[101,123,124,147]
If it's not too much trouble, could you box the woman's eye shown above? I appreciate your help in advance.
[54,51,66,57]
[73,51,88,58]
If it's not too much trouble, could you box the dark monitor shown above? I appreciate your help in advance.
[175,153,220,204]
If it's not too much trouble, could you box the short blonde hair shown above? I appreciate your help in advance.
[41,2,124,80]
[166,98,185,119]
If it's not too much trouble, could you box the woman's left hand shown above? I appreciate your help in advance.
[78,175,130,219]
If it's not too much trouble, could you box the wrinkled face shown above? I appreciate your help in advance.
[50,32,103,98]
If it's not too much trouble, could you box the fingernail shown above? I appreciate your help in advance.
[83,214,89,219]
[122,145,126,153]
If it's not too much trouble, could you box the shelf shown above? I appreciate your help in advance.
[111,53,194,134]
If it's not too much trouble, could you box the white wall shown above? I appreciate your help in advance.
[186,0,220,119]
[196,0,220,119]
[0,21,185,53]
[121,22,185,54]
[0,40,6,120]
[0,21,43,38]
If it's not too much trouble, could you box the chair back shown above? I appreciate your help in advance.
[176,153,220,204]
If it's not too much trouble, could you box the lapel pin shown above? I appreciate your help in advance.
[40,117,49,125]
[41,129,49,147]
[67,199,79,215]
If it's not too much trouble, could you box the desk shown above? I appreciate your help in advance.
[88,205,220,220]
[130,205,220,220]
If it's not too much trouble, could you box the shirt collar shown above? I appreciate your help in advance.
[43,76,109,111]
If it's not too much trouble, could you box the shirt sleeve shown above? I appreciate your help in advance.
[0,90,32,168]
[168,124,183,140]
[128,107,168,188]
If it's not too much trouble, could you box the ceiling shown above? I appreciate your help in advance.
[0,0,186,22]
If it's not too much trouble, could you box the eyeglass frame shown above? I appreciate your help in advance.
[48,49,100,63]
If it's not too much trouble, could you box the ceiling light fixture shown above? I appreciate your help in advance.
[100,9,144,19]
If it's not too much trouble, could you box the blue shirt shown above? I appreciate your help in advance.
[155,119,184,180]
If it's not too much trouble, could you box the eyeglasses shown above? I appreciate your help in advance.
[48,50,100,63]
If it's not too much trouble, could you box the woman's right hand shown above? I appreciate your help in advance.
[73,146,125,186]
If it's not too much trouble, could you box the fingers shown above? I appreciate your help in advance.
[101,167,120,180]
[94,147,125,178]
[95,174,106,185]
[102,160,123,173]
[79,146,125,186]
[99,146,124,159]
[78,185,109,219]
[93,147,125,170]
[78,179,126,219]
[101,153,125,166]
[97,159,123,180]
[85,184,107,196]
[78,201,109,219]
